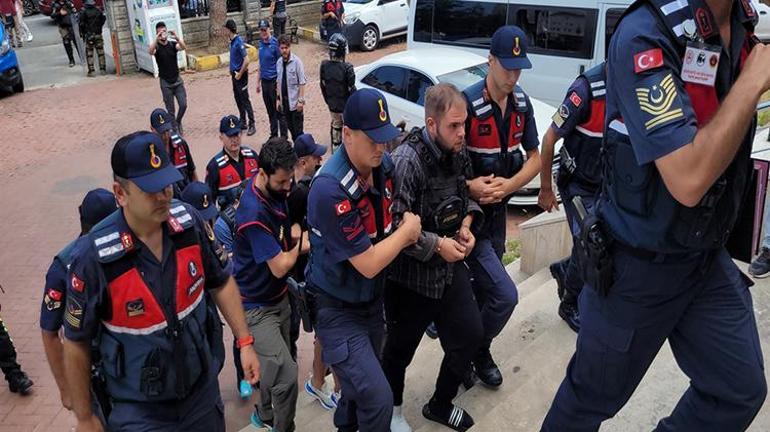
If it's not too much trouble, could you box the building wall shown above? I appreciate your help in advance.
[104,0,136,74]
[182,12,246,49]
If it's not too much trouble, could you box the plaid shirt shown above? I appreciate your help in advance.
[388,128,481,299]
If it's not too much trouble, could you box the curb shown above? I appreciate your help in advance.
[187,45,259,72]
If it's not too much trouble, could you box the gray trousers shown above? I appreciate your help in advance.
[159,77,187,130]
[246,296,298,432]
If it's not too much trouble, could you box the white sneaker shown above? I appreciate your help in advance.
[391,406,412,432]
[304,376,337,410]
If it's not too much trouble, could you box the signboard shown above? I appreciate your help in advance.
[125,0,187,75]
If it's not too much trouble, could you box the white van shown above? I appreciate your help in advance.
[344,0,410,51]
[408,0,633,105]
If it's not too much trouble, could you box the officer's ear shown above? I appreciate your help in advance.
[426,116,437,137]
[113,176,131,207]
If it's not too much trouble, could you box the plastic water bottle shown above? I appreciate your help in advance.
[239,379,253,399]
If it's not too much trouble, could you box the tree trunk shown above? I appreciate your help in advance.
[209,0,229,52]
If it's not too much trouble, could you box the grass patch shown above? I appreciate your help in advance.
[502,239,522,266]
[760,90,770,128]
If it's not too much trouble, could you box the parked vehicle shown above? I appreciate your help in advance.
[408,0,631,105]
[38,0,103,16]
[753,0,770,42]
[344,0,409,51]
[0,24,24,94]
[356,47,560,205]
[23,0,38,15]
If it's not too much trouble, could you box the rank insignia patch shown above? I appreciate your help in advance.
[635,73,684,131]
[126,299,145,317]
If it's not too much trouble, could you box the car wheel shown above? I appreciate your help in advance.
[361,25,379,51]
[23,0,38,15]
[12,76,24,93]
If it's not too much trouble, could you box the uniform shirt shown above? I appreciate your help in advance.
[321,0,343,27]
[204,147,256,207]
[40,238,85,332]
[169,136,196,189]
[550,77,593,138]
[258,36,280,80]
[276,53,307,111]
[229,35,248,73]
[389,128,482,299]
[233,184,291,309]
[214,216,234,254]
[287,176,311,281]
[63,206,230,342]
[154,41,180,83]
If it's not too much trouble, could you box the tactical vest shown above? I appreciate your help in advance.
[464,81,527,179]
[80,6,104,36]
[275,0,286,14]
[404,128,468,238]
[306,147,394,303]
[561,64,606,188]
[602,0,757,253]
[91,203,217,402]
[213,147,259,207]
[320,60,355,113]
[234,182,291,305]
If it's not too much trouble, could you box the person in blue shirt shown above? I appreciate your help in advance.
[463,25,541,389]
[255,19,288,139]
[538,63,607,333]
[225,18,256,136]
[62,131,260,432]
[542,1,770,430]
[234,137,301,431]
[41,188,117,415]
[305,88,422,432]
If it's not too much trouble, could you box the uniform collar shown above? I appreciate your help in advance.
[338,145,375,195]
[252,180,288,218]
[110,208,174,257]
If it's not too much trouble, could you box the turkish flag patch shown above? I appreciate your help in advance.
[634,48,664,73]
[569,92,582,107]
[71,274,85,293]
[335,199,352,215]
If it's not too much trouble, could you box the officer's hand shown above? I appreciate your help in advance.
[743,42,770,92]
[468,175,494,201]
[75,414,103,432]
[398,212,422,245]
[538,188,559,212]
[456,226,475,256]
[438,237,467,263]
[240,345,261,385]
[481,176,508,204]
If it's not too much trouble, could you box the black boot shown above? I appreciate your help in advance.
[473,349,503,388]
[6,370,33,395]
[550,259,568,301]
[559,299,580,333]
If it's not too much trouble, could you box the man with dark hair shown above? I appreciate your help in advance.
[276,34,306,141]
[225,18,257,137]
[234,137,301,431]
[150,108,197,197]
[149,21,188,135]
[41,189,117,416]
[62,131,260,432]
[51,0,78,67]
[256,19,287,139]
[270,0,287,37]
[383,83,483,432]
[205,115,260,210]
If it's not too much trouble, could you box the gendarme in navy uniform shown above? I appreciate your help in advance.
[542,1,770,430]
[305,88,421,432]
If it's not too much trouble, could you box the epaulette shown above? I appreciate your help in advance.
[215,151,229,168]
[513,85,529,113]
[463,81,493,120]
[167,201,195,234]
[170,133,184,146]
[241,147,256,158]
[91,211,133,264]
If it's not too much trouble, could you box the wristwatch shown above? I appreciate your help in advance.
[297,98,305,104]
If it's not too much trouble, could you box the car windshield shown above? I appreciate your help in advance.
[436,63,489,90]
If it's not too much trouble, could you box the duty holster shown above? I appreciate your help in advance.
[287,277,314,332]
[573,196,614,296]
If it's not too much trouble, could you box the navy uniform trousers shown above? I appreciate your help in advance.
[542,247,767,431]
[315,298,392,432]
[467,204,519,349]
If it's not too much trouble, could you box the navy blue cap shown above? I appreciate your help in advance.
[111,131,183,193]
[490,26,532,70]
[258,19,270,29]
[150,108,174,134]
[294,133,327,158]
[79,188,116,231]
[181,181,218,221]
[220,115,242,136]
[343,88,400,143]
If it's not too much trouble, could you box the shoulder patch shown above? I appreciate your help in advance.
[635,72,685,132]
[335,199,352,215]
[569,91,583,107]
[634,48,664,73]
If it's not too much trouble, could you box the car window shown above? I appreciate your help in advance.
[405,70,434,106]
[362,66,408,99]
[509,5,598,59]
[605,8,624,57]
[436,63,489,91]
[432,0,507,48]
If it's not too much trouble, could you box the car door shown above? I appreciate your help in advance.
[508,4,600,106]
[360,65,414,126]
[596,3,627,61]
[403,68,435,128]
[378,0,408,35]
